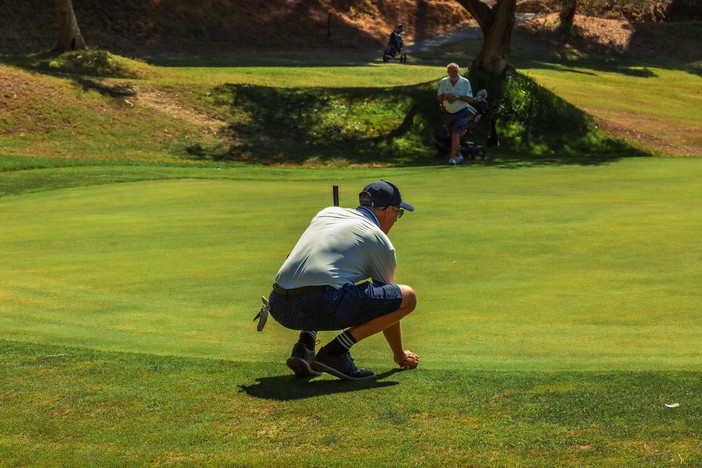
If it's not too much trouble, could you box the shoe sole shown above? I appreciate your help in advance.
[311,361,377,381]
[286,357,322,378]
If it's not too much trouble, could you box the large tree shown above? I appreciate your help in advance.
[51,0,87,52]
[455,0,517,77]
[557,0,578,36]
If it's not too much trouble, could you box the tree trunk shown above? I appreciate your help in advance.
[558,0,578,36]
[455,0,516,77]
[51,0,87,52]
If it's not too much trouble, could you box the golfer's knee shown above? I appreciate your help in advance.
[398,285,417,313]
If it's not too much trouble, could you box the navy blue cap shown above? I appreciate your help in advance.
[359,180,414,212]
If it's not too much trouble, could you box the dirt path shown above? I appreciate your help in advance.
[404,14,543,53]
[403,23,482,54]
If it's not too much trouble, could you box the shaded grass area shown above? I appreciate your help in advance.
[413,24,701,158]
[2,339,700,467]
[201,78,639,165]
[509,21,702,74]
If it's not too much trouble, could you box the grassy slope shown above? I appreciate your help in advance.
[508,23,702,157]
[2,22,700,165]
[524,66,702,152]
[0,60,195,162]
[0,54,665,165]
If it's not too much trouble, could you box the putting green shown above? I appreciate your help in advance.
[1,159,700,371]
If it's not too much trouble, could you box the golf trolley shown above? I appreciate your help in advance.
[434,90,499,161]
[383,45,407,63]
[383,24,407,63]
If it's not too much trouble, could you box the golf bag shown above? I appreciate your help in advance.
[434,89,500,160]
[383,26,407,63]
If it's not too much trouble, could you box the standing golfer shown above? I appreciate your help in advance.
[437,62,478,165]
[267,180,419,381]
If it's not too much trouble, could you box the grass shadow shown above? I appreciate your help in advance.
[72,76,138,97]
[239,369,403,401]
[190,80,640,167]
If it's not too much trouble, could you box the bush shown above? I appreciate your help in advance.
[209,83,437,164]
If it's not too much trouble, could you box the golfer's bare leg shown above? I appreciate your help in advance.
[451,132,461,159]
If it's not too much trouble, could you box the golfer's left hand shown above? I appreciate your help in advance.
[396,350,419,370]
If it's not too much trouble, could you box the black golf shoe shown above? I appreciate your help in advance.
[311,347,376,381]
[286,342,322,378]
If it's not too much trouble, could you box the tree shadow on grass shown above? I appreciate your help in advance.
[197,81,639,167]
[239,369,402,401]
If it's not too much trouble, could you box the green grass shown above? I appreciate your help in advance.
[0,61,202,162]
[6,32,700,165]
[3,26,700,164]
[2,160,700,370]
[8,38,699,165]
[167,61,444,88]
[1,159,701,465]
[1,22,701,466]
[506,25,702,156]
[2,341,700,467]
[520,65,702,151]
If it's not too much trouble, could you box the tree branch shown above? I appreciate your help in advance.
[455,0,494,34]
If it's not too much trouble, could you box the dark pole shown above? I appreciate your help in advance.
[333,185,339,206]
[327,8,336,39]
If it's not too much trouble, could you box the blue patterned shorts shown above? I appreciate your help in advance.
[268,281,403,331]
[447,106,472,134]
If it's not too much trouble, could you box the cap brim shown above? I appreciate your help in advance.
[400,201,414,212]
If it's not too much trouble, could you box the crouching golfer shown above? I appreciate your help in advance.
[268,180,419,381]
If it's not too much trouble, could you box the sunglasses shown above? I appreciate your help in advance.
[390,206,404,218]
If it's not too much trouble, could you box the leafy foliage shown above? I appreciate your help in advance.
[202,83,441,164]
[188,75,638,165]
[470,67,644,158]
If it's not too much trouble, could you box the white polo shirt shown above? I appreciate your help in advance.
[438,74,476,114]
[275,207,396,289]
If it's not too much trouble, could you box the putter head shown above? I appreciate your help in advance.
[253,296,270,332]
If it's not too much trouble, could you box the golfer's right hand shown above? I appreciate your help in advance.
[396,350,419,370]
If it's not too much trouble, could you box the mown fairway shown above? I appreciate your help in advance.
[2,160,701,370]
[2,159,701,466]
